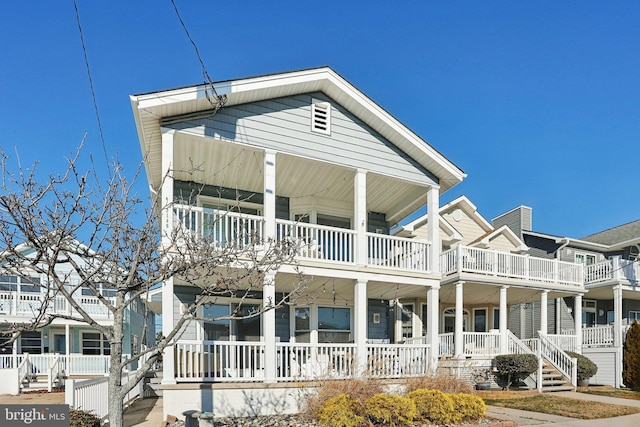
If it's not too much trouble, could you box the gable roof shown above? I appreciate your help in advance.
[470,225,529,252]
[130,67,466,193]
[580,219,640,247]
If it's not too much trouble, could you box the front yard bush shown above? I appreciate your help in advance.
[494,354,538,390]
[365,393,416,427]
[69,409,102,427]
[406,389,455,425]
[317,394,364,427]
[449,392,487,421]
[405,373,473,394]
[304,378,382,421]
[566,351,598,381]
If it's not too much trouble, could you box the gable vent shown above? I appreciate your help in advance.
[311,99,331,135]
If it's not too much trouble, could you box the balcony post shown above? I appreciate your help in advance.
[160,128,175,247]
[427,185,440,274]
[426,286,440,370]
[263,273,276,383]
[161,276,176,385]
[263,150,276,243]
[499,286,508,354]
[574,293,582,354]
[454,281,464,357]
[540,290,548,336]
[612,256,621,280]
[354,279,367,376]
[354,170,367,265]
[613,284,623,388]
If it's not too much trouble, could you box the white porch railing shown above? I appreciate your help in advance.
[546,334,577,352]
[438,333,454,357]
[48,354,62,392]
[366,343,430,378]
[462,332,501,356]
[17,354,31,385]
[367,233,430,272]
[172,204,432,272]
[508,331,536,355]
[585,257,640,285]
[583,325,614,347]
[441,246,583,287]
[174,340,431,382]
[0,290,114,318]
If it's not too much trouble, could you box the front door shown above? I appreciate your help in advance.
[53,334,66,355]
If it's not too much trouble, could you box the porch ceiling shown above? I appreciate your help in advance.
[173,132,428,222]
[438,282,578,306]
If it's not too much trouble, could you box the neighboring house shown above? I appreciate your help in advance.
[131,67,587,418]
[493,206,640,387]
[395,196,585,388]
[0,242,155,390]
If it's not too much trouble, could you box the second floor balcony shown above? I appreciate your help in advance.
[173,204,433,274]
[440,245,584,289]
[0,291,114,319]
[584,257,640,286]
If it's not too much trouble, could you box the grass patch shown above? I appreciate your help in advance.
[579,386,640,401]
[483,394,640,419]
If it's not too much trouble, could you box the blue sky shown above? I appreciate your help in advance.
[1,1,639,238]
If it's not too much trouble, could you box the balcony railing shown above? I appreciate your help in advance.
[0,292,114,319]
[173,340,431,382]
[441,246,583,287]
[172,204,432,273]
[0,353,111,376]
[585,258,640,285]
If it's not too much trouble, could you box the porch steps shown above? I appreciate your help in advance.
[540,361,574,393]
[143,370,163,397]
[20,374,63,392]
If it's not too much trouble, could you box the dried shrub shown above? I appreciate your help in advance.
[304,378,383,421]
[406,389,455,425]
[449,392,486,421]
[365,393,416,427]
[69,409,102,427]
[405,373,473,394]
[317,394,364,427]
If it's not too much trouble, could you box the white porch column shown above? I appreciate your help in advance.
[65,324,70,368]
[354,279,368,376]
[426,185,440,274]
[160,129,175,247]
[161,276,176,384]
[574,294,583,353]
[12,332,18,368]
[354,170,367,265]
[613,285,623,388]
[426,286,440,370]
[263,273,277,383]
[540,291,548,336]
[263,150,277,241]
[454,281,464,357]
[499,286,508,354]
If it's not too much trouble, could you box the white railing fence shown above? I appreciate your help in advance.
[17,354,31,385]
[440,246,583,286]
[48,354,61,392]
[65,370,144,420]
[276,342,356,381]
[366,343,430,378]
[546,334,577,352]
[583,325,614,347]
[275,219,356,263]
[462,332,501,356]
[508,331,536,355]
[438,333,454,357]
[367,233,430,272]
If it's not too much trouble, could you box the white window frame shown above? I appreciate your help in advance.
[473,307,489,332]
[492,307,501,330]
[629,311,640,322]
[80,330,110,356]
[575,252,597,265]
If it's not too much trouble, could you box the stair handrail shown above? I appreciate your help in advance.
[48,354,61,392]
[538,331,577,388]
[506,331,541,390]
[17,353,31,386]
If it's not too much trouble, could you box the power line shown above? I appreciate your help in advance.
[170,0,227,114]
[73,0,111,174]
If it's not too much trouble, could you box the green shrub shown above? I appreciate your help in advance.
[566,351,598,381]
[448,393,486,421]
[405,389,455,425]
[317,394,364,427]
[494,354,538,390]
[365,393,416,427]
[623,320,640,391]
[69,409,102,427]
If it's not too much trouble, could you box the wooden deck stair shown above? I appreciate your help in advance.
[540,359,574,393]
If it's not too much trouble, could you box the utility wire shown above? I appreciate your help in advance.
[170,0,227,113]
[73,0,111,174]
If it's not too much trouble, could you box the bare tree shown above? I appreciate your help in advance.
[0,143,307,427]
